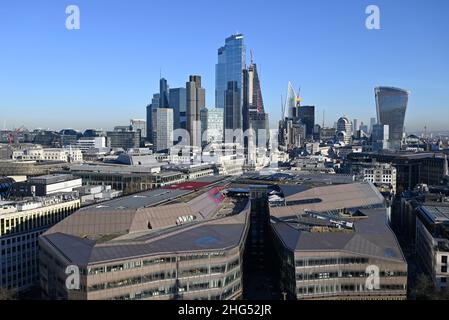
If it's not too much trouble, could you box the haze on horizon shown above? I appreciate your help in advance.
[1,0,448,132]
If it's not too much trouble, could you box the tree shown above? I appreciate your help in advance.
[412,274,449,300]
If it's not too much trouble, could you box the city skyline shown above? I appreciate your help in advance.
[1,0,449,132]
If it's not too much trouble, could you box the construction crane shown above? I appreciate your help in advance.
[8,126,25,145]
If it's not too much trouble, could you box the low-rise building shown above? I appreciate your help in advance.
[0,193,80,292]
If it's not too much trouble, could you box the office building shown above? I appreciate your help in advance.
[337,116,353,145]
[370,117,377,134]
[1,193,80,292]
[152,108,173,152]
[270,182,408,300]
[186,75,205,148]
[225,81,241,131]
[371,124,390,152]
[39,188,250,300]
[169,88,187,130]
[298,106,315,139]
[416,205,449,290]
[130,119,147,139]
[159,78,169,109]
[107,127,141,150]
[12,174,82,197]
[75,136,107,152]
[375,87,410,151]
[202,108,224,144]
[363,163,397,194]
[215,34,246,110]
[146,93,160,143]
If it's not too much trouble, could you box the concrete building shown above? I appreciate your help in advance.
[186,75,205,148]
[130,119,147,139]
[363,163,397,194]
[107,127,141,150]
[0,193,80,292]
[75,137,106,153]
[416,205,449,290]
[152,108,173,152]
[39,188,250,300]
[70,163,184,195]
[11,174,82,197]
[337,116,353,145]
[270,182,407,300]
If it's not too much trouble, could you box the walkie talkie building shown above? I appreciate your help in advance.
[375,87,410,151]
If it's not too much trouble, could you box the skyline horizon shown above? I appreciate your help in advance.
[1,1,448,132]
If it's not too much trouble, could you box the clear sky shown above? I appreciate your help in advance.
[1,0,448,132]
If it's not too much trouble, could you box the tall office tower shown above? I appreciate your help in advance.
[370,117,377,134]
[215,34,246,110]
[353,118,359,135]
[200,108,208,146]
[336,116,353,145]
[130,119,147,139]
[159,78,169,109]
[186,75,205,147]
[205,108,224,144]
[371,124,390,152]
[375,87,410,150]
[283,82,298,120]
[169,88,187,130]
[152,108,173,152]
[225,81,241,131]
[243,61,269,148]
[297,106,315,139]
[146,93,160,143]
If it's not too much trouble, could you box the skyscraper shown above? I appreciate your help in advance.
[130,119,146,139]
[283,82,297,120]
[369,117,377,134]
[159,78,169,109]
[337,116,353,145]
[152,108,173,152]
[216,34,246,111]
[146,93,160,143]
[297,106,315,139]
[375,87,410,150]
[186,75,205,147]
[169,88,187,130]
[225,81,241,131]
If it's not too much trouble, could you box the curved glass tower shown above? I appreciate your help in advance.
[375,87,409,151]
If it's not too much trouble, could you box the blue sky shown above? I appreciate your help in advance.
[1,0,448,132]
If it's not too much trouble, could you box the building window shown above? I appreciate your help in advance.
[442,256,448,264]
[442,266,448,273]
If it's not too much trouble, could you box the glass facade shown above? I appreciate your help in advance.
[375,87,409,151]
[215,34,246,112]
[169,88,187,130]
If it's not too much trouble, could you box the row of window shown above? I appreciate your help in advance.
[295,257,369,267]
[88,261,240,293]
[296,270,407,281]
[87,252,228,275]
[297,283,406,295]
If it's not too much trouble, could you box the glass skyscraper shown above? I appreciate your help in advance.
[375,87,409,151]
[215,34,246,114]
[169,88,187,130]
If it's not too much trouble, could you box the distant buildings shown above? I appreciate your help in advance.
[130,119,147,139]
[297,106,315,140]
[363,163,397,194]
[186,75,205,148]
[375,87,410,151]
[169,88,187,130]
[371,124,390,152]
[337,116,353,145]
[152,108,173,152]
[107,126,141,150]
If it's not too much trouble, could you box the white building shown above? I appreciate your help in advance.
[75,137,106,152]
[12,146,83,163]
[363,163,397,194]
[152,108,173,152]
[336,116,353,145]
[201,108,224,145]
